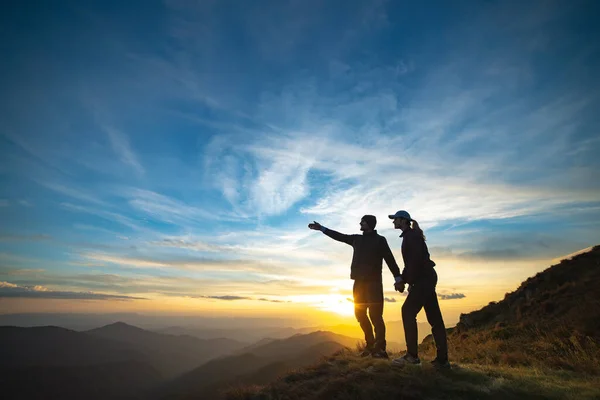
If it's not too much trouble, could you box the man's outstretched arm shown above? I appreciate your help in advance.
[308,221,354,245]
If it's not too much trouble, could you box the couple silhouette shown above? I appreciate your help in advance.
[308,211,450,369]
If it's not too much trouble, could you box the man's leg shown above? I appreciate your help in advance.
[354,281,375,350]
[423,288,448,361]
[368,302,386,352]
[401,286,426,357]
[367,281,386,352]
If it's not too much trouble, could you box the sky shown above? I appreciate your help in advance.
[1,0,599,327]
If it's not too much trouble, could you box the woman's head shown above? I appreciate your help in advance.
[388,210,425,239]
[389,210,412,230]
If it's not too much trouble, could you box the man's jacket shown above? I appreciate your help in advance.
[323,229,401,280]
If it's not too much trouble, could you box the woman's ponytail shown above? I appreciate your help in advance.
[411,219,426,240]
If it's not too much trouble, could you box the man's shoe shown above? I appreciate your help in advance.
[371,350,389,359]
[431,358,451,370]
[391,353,421,366]
[359,348,372,357]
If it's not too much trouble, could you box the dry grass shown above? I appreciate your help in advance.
[224,348,600,400]
[418,325,600,375]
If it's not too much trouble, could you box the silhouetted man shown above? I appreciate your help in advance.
[308,215,403,358]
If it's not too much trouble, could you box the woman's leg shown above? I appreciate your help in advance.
[423,288,448,361]
[401,287,425,357]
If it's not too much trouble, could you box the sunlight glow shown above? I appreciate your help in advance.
[285,293,355,316]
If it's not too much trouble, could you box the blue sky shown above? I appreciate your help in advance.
[1,0,599,321]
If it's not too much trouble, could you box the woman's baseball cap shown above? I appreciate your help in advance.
[388,210,412,221]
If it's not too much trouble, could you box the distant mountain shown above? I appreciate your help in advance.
[158,331,360,399]
[419,245,600,372]
[156,325,305,342]
[0,322,251,399]
[0,326,143,368]
[0,326,159,399]
[1,360,160,400]
[297,321,429,350]
[87,321,247,378]
[159,321,422,351]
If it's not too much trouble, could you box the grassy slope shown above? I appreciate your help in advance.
[225,349,600,400]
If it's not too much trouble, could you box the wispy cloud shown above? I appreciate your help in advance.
[258,297,287,303]
[197,295,251,301]
[104,126,145,175]
[0,281,146,300]
[125,188,222,224]
[439,293,466,300]
[60,203,146,232]
[0,199,9,207]
[79,252,284,274]
[40,182,107,206]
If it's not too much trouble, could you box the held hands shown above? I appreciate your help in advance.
[394,281,406,293]
[308,221,322,230]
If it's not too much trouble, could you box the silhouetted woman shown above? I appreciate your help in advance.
[388,210,450,369]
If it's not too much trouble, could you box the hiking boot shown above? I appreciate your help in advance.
[431,358,451,370]
[359,348,372,357]
[391,353,421,366]
[371,350,389,359]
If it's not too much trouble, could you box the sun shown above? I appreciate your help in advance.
[319,293,355,316]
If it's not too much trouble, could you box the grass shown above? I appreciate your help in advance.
[418,325,600,375]
[224,348,600,400]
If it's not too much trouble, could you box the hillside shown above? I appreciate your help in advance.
[226,348,600,400]
[157,331,361,399]
[87,322,247,378]
[419,245,600,373]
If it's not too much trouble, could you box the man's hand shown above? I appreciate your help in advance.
[394,281,406,293]
[308,221,322,231]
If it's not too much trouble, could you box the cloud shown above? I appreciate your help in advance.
[39,182,107,206]
[80,252,283,274]
[60,203,146,232]
[438,293,466,300]
[125,188,221,224]
[0,267,45,276]
[197,295,251,301]
[384,297,397,303]
[0,281,146,300]
[257,298,286,303]
[0,199,8,207]
[203,135,316,217]
[447,234,585,262]
[104,127,145,175]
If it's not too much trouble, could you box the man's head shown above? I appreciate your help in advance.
[360,215,377,232]
[388,210,412,231]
